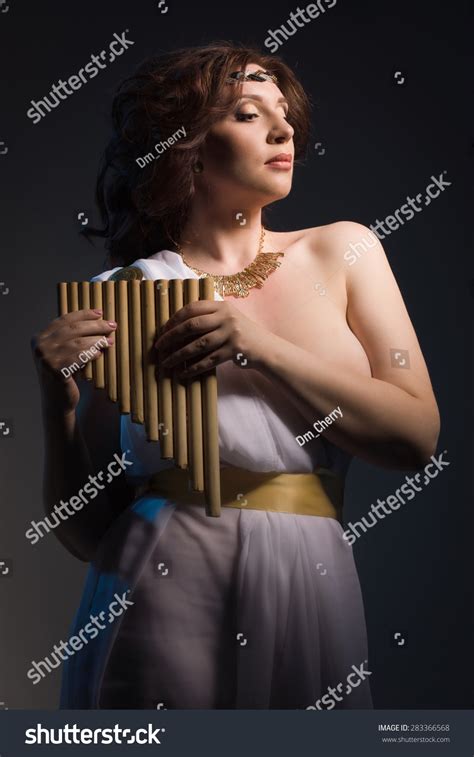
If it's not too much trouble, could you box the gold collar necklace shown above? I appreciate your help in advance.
[175,226,284,298]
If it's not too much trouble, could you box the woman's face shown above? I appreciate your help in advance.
[197,63,295,206]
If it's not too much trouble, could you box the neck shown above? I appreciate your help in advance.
[177,202,266,274]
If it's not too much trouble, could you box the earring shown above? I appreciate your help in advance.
[192,160,204,173]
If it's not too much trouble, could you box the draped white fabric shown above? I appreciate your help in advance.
[92,250,352,479]
[87,251,372,709]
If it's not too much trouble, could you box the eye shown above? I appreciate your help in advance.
[235,112,259,122]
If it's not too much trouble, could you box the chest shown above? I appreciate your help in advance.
[223,249,372,377]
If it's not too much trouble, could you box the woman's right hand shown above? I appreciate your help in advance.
[31,309,117,416]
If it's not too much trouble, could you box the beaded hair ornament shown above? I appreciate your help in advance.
[225,69,278,84]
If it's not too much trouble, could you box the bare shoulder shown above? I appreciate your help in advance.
[309,220,376,244]
[303,221,379,257]
[271,221,380,262]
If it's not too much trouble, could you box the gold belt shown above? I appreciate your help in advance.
[134,465,344,521]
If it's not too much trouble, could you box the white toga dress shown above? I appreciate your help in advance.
[59,250,372,710]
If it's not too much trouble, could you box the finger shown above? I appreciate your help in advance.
[41,309,104,337]
[57,308,105,323]
[56,339,113,377]
[159,300,219,337]
[59,334,114,366]
[75,333,114,352]
[155,312,221,353]
[159,329,224,370]
[175,349,224,379]
[54,317,118,340]
[78,339,113,361]
[48,334,114,379]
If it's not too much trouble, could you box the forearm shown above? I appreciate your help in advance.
[256,334,439,469]
[40,393,116,561]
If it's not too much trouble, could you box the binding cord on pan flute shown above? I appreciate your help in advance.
[57,271,221,517]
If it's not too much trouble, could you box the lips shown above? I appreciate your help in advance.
[265,153,292,165]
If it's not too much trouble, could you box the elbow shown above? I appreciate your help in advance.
[404,406,441,470]
[72,547,95,563]
[65,534,101,563]
[407,443,438,471]
[52,527,97,563]
[362,403,441,470]
[60,537,95,563]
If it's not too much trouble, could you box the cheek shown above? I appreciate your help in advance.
[204,130,260,176]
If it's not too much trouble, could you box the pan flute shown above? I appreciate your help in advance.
[57,270,221,517]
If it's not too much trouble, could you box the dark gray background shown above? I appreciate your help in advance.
[0,0,472,711]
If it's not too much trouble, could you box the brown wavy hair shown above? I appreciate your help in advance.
[85,41,312,267]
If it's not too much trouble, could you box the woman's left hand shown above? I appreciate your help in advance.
[154,299,269,378]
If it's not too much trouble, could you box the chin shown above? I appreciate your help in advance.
[257,178,293,203]
[266,184,292,202]
[277,184,292,200]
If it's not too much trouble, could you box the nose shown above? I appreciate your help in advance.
[267,113,294,145]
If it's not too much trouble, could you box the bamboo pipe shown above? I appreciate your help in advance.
[200,277,221,517]
[78,282,93,381]
[184,279,204,492]
[157,280,174,458]
[142,280,159,440]
[170,278,188,468]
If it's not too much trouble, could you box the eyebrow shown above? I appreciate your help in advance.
[237,94,289,106]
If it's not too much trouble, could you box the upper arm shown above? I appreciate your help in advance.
[325,222,440,418]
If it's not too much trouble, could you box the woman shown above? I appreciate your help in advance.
[31,42,440,709]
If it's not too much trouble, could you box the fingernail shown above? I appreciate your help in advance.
[93,309,103,315]
[108,321,117,328]
[107,335,114,345]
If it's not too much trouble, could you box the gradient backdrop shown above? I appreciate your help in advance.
[0,0,472,709]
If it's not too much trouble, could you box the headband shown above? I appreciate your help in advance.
[226,69,278,84]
